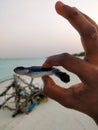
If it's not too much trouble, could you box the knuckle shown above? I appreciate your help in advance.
[60,52,70,58]
[88,26,97,38]
[81,26,98,39]
[67,10,79,19]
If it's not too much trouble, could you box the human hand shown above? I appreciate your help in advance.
[42,1,98,124]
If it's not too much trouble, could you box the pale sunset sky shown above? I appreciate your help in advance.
[0,0,98,58]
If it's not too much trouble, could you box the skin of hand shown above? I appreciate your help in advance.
[42,1,98,125]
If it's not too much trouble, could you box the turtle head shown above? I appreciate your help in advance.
[14,66,29,75]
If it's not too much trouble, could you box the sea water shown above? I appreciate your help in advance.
[0,57,80,87]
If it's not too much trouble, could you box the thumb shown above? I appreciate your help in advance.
[42,76,56,86]
[42,76,56,96]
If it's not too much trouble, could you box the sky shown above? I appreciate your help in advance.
[0,0,98,58]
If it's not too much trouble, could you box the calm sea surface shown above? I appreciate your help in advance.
[0,58,46,82]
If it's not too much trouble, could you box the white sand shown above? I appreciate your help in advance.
[0,73,98,130]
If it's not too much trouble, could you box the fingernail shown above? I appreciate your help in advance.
[56,1,64,8]
[43,63,51,68]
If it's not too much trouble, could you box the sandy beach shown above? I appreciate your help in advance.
[0,73,98,130]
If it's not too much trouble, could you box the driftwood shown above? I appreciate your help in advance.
[0,75,48,117]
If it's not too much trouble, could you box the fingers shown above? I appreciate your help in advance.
[55,1,98,39]
[43,53,97,86]
[43,53,91,84]
[43,53,63,68]
[55,1,98,62]
[43,53,87,76]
